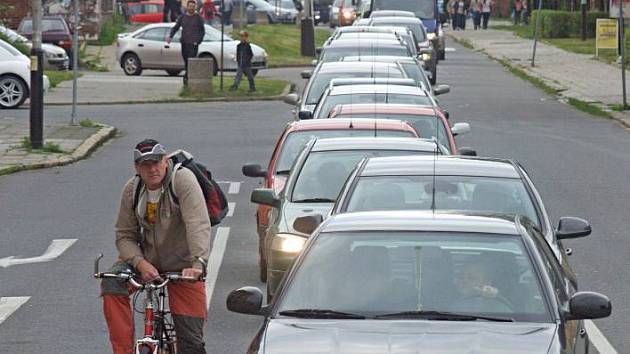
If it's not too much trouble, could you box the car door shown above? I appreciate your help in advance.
[133,27,168,67]
[162,29,185,69]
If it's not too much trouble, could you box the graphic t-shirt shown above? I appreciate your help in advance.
[146,188,162,225]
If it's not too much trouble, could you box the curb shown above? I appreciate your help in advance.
[0,125,117,177]
[39,84,292,107]
[447,32,630,129]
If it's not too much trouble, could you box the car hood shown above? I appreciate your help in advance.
[263,319,557,354]
[41,43,67,55]
[281,202,333,234]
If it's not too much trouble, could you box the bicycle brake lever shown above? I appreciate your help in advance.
[94,253,104,277]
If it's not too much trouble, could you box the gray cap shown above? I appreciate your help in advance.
[134,139,167,163]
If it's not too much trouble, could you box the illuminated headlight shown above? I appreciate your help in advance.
[342,10,353,19]
[272,233,307,253]
[422,53,431,61]
[427,33,436,40]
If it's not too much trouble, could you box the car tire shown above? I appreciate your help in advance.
[198,53,219,76]
[166,70,181,76]
[0,75,28,109]
[122,53,142,76]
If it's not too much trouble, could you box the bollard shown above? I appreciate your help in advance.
[187,58,213,96]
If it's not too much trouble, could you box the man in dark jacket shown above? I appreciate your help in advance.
[167,0,206,84]
[230,31,256,92]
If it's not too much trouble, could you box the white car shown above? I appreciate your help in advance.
[116,23,268,76]
[0,39,50,109]
[0,25,69,71]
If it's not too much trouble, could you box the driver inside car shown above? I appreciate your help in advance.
[451,262,513,313]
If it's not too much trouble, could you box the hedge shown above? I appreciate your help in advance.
[530,10,609,38]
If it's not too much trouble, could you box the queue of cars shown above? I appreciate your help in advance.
[230,8,611,353]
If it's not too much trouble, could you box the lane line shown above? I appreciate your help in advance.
[0,297,30,325]
[227,202,236,217]
[228,182,241,195]
[0,239,78,268]
[585,320,618,354]
[445,47,457,52]
[205,227,230,310]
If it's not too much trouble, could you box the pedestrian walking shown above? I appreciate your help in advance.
[522,0,529,25]
[230,31,256,93]
[471,0,481,29]
[513,0,523,25]
[167,0,205,85]
[201,0,218,25]
[163,0,182,22]
[223,0,234,26]
[101,139,211,354]
[453,0,467,30]
[480,0,492,29]
[447,0,456,28]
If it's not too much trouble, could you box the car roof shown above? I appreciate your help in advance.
[316,61,402,74]
[371,16,424,24]
[329,84,426,95]
[333,103,438,116]
[320,211,521,234]
[286,118,418,133]
[359,155,521,178]
[341,55,417,64]
[324,39,407,48]
[335,26,410,34]
[370,10,417,17]
[311,137,438,152]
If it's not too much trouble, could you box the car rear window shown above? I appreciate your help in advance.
[20,19,67,33]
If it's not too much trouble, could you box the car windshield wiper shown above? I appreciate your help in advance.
[374,310,514,322]
[278,309,367,319]
[293,198,335,203]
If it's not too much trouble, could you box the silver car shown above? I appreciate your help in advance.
[0,25,69,71]
[116,23,267,76]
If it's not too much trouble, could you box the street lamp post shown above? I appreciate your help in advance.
[71,0,80,125]
[581,0,587,41]
[531,0,543,67]
[620,0,627,107]
[301,0,316,56]
[30,0,44,149]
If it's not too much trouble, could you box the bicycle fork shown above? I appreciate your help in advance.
[136,288,159,354]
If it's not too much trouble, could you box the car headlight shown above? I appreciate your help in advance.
[422,53,431,61]
[272,233,307,253]
[45,51,54,58]
[427,33,436,40]
[262,51,268,58]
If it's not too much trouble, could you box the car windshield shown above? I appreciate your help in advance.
[278,232,550,322]
[372,21,425,42]
[292,149,432,202]
[280,0,296,9]
[372,0,435,18]
[317,93,432,118]
[249,0,276,10]
[203,25,233,41]
[344,176,540,226]
[276,129,416,173]
[0,26,28,43]
[335,114,449,150]
[321,46,411,62]
[306,71,405,104]
[21,19,67,33]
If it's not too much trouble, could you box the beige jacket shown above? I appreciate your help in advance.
[115,162,211,272]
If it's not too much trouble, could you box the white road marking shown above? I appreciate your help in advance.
[228,182,241,195]
[205,227,230,310]
[585,320,618,354]
[0,239,77,268]
[0,297,30,325]
[445,47,457,52]
[227,202,236,217]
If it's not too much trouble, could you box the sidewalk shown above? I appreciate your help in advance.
[447,23,630,128]
[0,117,116,176]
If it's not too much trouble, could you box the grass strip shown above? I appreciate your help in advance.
[45,70,82,88]
[180,76,289,98]
[20,137,66,154]
[231,24,330,67]
[566,98,612,118]
[495,58,558,96]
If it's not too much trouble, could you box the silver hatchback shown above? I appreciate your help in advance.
[116,23,267,76]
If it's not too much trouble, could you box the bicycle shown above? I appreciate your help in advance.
[94,254,206,354]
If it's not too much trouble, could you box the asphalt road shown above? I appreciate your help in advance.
[1,41,629,353]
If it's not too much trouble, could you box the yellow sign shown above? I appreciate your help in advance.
[30,55,38,71]
[596,19,618,57]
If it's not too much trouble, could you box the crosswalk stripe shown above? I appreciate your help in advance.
[227,202,236,217]
[227,182,241,195]
[0,297,30,325]
[205,227,230,310]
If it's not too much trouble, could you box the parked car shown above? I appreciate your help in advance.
[128,1,165,23]
[327,103,470,153]
[317,38,412,64]
[0,25,68,71]
[329,0,357,27]
[241,118,421,282]
[116,23,267,76]
[0,39,50,109]
[18,16,74,66]
[250,137,445,299]
[227,212,610,354]
[234,0,298,24]
[332,155,588,261]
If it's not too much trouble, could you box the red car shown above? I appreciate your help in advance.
[128,1,165,24]
[242,118,419,282]
[327,103,473,155]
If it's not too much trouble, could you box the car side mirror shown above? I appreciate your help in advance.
[567,292,611,320]
[283,93,299,105]
[293,214,323,235]
[451,122,471,136]
[298,110,313,120]
[300,69,313,79]
[556,217,591,240]
[242,163,267,178]
[315,47,322,55]
[226,287,266,316]
[434,84,450,96]
[251,188,280,208]
[458,147,477,156]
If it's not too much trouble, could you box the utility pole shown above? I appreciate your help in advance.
[71,0,79,125]
[581,0,587,41]
[620,0,627,107]
[531,0,543,67]
[301,0,315,56]
[220,0,225,90]
[30,0,44,149]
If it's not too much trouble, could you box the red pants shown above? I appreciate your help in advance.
[101,263,207,354]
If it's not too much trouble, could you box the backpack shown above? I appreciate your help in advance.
[133,150,229,226]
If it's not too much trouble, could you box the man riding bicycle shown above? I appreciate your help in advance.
[101,139,211,354]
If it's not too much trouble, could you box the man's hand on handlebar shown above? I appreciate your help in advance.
[182,268,203,281]
[137,259,161,283]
